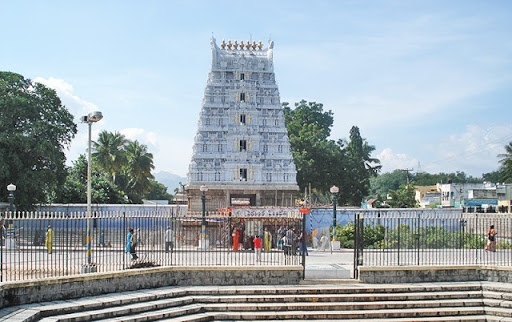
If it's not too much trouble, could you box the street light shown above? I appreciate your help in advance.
[6,183,16,213]
[81,111,103,268]
[330,185,339,248]
[200,185,208,248]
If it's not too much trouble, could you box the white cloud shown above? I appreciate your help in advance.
[376,148,418,174]
[33,77,100,119]
[33,77,106,167]
[422,124,512,176]
[120,128,191,177]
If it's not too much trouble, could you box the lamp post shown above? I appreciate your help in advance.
[199,185,208,249]
[81,111,103,268]
[330,185,339,252]
[6,183,16,213]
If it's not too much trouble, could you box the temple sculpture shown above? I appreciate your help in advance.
[187,38,299,212]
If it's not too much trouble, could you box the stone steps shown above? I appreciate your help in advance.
[3,282,512,321]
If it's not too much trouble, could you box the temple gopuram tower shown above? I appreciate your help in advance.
[187,38,299,212]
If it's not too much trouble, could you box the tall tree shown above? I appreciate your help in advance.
[92,131,127,184]
[60,154,125,204]
[0,72,77,209]
[123,140,155,200]
[388,184,418,208]
[283,100,344,192]
[342,126,382,206]
[498,142,512,183]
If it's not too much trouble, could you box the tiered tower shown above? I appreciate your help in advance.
[187,38,299,212]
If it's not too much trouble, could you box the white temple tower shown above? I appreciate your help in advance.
[187,38,299,212]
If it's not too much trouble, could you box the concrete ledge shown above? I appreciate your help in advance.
[0,266,303,308]
[359,265,512,284]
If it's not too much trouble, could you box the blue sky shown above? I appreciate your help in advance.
[2,1,512,178]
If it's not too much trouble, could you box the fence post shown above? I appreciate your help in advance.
[397,217,401,266]
[301,212,306,279]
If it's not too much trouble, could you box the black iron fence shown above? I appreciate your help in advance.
[354,210,512,276]
[0,208,304,282]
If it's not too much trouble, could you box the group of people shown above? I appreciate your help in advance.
[231,225,308,259]
[122,223,503,262]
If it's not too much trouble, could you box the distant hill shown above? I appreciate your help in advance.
[154,171,187,194]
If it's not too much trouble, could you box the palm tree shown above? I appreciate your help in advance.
[92,131,128,184]
[124,140,155,197]
[498,142,512,183]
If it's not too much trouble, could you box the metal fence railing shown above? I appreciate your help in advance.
[354,210,512,270]
[0,208,304,282]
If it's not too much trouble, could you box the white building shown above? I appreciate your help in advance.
[437,182,498,210]
[186,38,299,212]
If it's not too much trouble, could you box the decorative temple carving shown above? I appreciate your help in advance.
[187,37,299,212]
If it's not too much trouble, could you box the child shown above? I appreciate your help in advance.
[253,235,262,263]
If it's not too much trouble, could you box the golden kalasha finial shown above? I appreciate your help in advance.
[221,39,226,49]
[258,41,263,50]
[252,41,256,50]
[234,40,238,49]
[246,40,251,50]
[227,40,232,49]
[240,40,244,49]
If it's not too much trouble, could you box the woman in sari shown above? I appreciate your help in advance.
[264,228,272,252]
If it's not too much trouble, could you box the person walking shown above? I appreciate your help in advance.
[126,228,138,260]
[263,227,272,252]
[299,231,308,256]
[285,226,297,255]
[45,225,53,254]
[253,235,262,262]
[232,227,240,251]
[485,224,497,252]
[165,226,174,253]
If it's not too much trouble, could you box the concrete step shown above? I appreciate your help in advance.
[207,317,489,322]
[0,283,492,322]
[152,306,486,320]
[38,294,485,322]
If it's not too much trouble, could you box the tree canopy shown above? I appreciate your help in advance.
[0,71,77,209]
[283,100,381,207]
[498,142,512,183]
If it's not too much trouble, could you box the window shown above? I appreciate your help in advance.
[239,140,247,152]
[278,145,283,153]
[217,144,223,152]
[240,73,245,80]
[202,144,207,152]
[240,168,248,181]
[205,118,210,125]
[240,114,246,124]
[215,172,220,181]
[266,173,272,182]
[240,92,246,102]
[263,145,268,153]
[284,174,289,182]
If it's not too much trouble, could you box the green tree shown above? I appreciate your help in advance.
[369,170,408,201]
[283,100,345,192]
[0,72,77,209]
[482,170,502,183]
[498,142,512,183]
[60,154,125,204]
[144,180,173,202]
[387,184,418,208]
[342,126,381,206]
[122,140,155,202]
[92,131,127,184]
